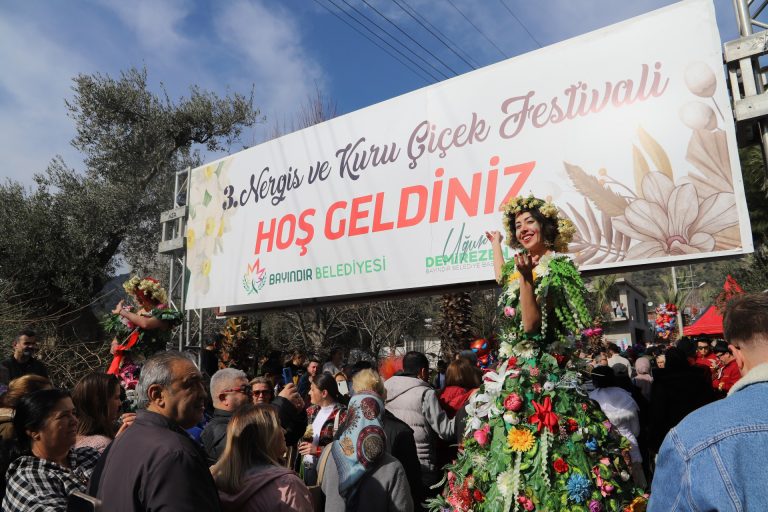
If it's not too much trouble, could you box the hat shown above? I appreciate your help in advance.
[712,340,730,354]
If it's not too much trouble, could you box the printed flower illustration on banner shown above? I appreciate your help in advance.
[563,61,740,265]
[611,173,736,258]
[186,159,236,294]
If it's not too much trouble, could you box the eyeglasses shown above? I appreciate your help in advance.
[252,389,273,396]
[222,385,252,396]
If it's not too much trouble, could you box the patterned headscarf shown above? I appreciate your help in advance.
[330,391,386,501]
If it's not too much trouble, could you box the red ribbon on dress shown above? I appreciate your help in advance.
[107,330,140,375]
[528,396,559,433]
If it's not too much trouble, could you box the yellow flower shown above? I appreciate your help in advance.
[187,228,196,249]
[201,258,212,276]
[508,428,535,452]
[507,269,538,285]
[204,217,216,237]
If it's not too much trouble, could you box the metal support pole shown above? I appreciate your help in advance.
[732,0,768,176]
[159,167,202,368]
[671,266,685,338]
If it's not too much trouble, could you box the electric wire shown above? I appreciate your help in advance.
[360,0,461,77]
[391,0,478,71]
[312,0,436,84]
[337,0,451,80]
[445,0,508,59]
[498,0,542,48]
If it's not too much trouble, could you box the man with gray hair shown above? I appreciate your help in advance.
[201,367,250,464]
[91,351,220,511]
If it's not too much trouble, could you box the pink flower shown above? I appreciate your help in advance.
[473,424,490,447]
[529,366,540,377]
[532,383,542,393]
[504,393,523,412]
[504,306,516,317]
[599,457,611,465]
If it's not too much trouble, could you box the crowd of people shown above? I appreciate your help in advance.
[2,192,767,512]
[1,316,755,511]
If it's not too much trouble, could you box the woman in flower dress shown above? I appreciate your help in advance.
[104,276,182,394]
[430,196,644,512]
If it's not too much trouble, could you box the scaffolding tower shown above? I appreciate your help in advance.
[158,167,203,364]
[727,0,768,174]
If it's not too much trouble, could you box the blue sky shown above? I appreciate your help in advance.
[0,0,739,186]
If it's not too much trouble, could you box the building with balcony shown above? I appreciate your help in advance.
[602,278,650,349]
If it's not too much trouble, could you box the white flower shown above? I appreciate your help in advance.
[472,454,488,467]
[511,341,537,359]
[497,470,516,498]
[503,412,520,425]
[620,470,631,482]
[543,381,555,392]
[499,342,515,359]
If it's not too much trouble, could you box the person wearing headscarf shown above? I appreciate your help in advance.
[632,356,654,402]
[320,391,413,512]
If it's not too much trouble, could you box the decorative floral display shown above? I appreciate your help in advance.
[654,303,678,340]
[428,224,644,512]
[123,276,168,305]
[502,194,576,253]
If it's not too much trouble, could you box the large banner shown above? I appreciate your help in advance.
[186,0,752,311]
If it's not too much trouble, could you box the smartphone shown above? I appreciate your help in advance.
[67,491,101,512]
[282,367,293,386]
[337,380,349,396]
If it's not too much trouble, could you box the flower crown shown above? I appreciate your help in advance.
[502,194,576,253]
[123,276,168,305]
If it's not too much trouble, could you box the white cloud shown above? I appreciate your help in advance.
[0,14,86,184]
[100,0,192,62]
[213,0,326,135]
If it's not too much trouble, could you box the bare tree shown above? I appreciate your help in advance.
[339,298,424,359]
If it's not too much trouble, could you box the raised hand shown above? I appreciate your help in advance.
[112,299,125,315]
[485,230,503,246]
[514,252,538,281]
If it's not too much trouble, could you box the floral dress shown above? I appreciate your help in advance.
[103,305,183,396]
[431,253,645,512]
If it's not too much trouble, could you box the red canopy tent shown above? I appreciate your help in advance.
[683,275,744,337]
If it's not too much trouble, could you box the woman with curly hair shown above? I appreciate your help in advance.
[429,196,644,511]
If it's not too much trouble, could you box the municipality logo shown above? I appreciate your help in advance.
[242,259,267,295]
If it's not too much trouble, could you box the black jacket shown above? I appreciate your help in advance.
[0,357,48,383]
[383,409,426,511]
[201,408,232,465]
[91,410,220,512]
[273,396,308,446]
[649,365,715,453]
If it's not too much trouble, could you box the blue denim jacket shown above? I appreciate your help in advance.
[648,363,768,511]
